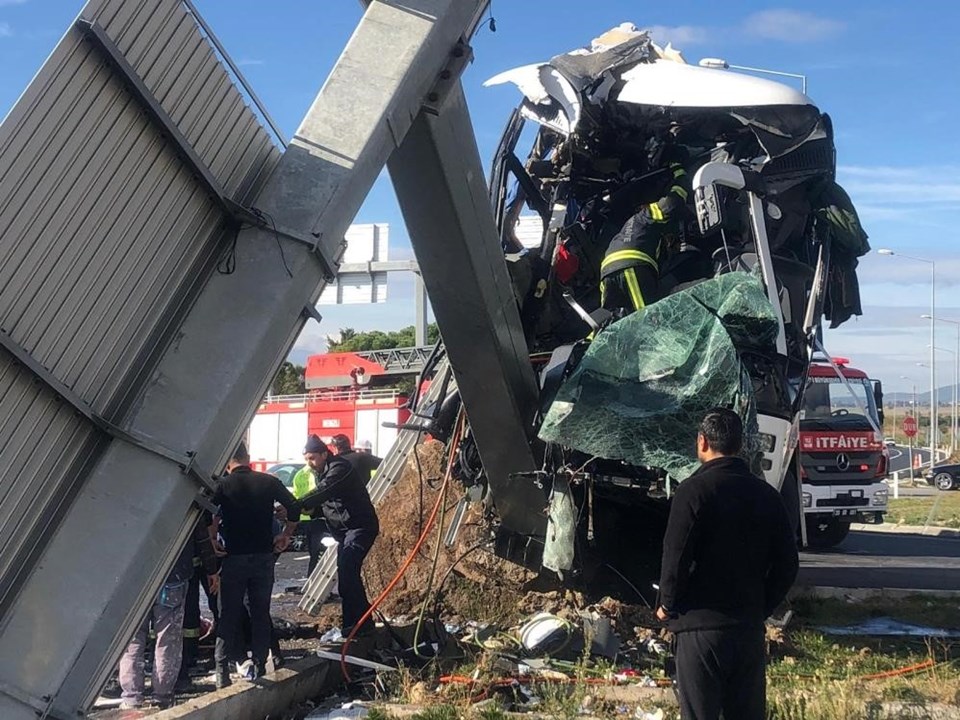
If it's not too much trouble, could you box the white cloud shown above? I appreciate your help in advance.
[0,22,11,37]
[742,9,844,43]
[646,24,710,47]
[236,58,265,67]
[0,0,28,5]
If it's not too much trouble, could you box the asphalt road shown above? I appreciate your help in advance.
[798,529,960,591]
[887,444,931,474]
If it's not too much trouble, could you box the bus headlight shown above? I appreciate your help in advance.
[802,492,812,508]
[758,433,777,453]
[872,489,888,506]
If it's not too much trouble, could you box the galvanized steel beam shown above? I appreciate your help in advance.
[388,84,547,537]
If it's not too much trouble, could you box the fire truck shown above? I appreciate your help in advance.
[798,357,888,547]
[247,347,429,470]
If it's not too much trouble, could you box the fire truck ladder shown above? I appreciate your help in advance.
[299,357,454,614]
[355,345,435,375]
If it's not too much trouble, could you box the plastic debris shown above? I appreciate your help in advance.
[518,612,573,655]
[305,702,369,720]
[320,627,344,643]
[636,709,665,720]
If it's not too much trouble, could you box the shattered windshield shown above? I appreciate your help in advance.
[539,271,778,481]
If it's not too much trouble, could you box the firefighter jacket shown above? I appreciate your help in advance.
[600,163,690,283]
[298,455,379,535]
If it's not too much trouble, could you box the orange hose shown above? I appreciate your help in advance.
[860,658,935,680]
[339,412,466,681]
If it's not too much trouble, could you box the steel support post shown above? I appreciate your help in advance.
[388,84,546,537]
[414,272,429,346]
[0,2,489,717]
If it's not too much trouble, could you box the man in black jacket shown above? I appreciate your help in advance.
[657,408,798,720]
[212,443,299,686]
[299,434,380,633]
[331,433,382,483]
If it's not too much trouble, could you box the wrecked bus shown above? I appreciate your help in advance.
[414,25,869,584]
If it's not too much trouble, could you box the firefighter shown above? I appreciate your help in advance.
[298,434,379,634]
[600,158,690,316]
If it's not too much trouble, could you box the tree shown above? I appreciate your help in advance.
[326,324,440,352]
[270,361,305,396]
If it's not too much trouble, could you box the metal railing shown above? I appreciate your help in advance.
[262,387,404,404]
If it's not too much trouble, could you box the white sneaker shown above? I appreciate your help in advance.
[236,659,256,680]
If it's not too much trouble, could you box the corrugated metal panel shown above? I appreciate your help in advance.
[0,0,278,606]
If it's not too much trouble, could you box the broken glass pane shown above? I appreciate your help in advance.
[539,271,778,481]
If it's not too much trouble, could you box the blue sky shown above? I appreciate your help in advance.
[1,1,958,393]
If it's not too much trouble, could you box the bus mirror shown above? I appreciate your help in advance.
[873,379,884,425]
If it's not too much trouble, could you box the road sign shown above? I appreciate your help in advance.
[903,416,918,438]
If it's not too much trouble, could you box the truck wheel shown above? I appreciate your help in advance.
[805,517,850,549]
[934,472,956,491]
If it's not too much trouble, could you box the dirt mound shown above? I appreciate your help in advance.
[361,440,536,624]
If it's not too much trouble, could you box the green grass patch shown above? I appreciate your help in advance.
[791,594,960,630]
[887,493,960,528]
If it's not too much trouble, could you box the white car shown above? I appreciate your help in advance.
[884,438,897,447]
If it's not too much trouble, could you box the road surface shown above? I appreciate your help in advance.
[888,444,931,473]
[799,529,960,591]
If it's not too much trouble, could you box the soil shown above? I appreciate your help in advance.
[359,440,538,626]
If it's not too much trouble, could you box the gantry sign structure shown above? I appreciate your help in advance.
[0,1,548,717]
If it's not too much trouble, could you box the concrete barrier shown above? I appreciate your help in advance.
[153,656,339,720]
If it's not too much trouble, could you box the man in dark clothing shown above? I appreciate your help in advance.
[657,408,799,720]
[331,433,382,482]
[299,434,380,633]
[212,442,299,687]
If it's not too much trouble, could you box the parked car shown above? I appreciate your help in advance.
[884,437,897,447]
[267,462,305,490]
[267,462,307,551]
[924,464,960,491]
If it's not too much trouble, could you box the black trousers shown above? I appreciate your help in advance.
[674,624,766,720]
[335,526,378,630]
[303,518,328,576]
[180,571,202,675]
[215,553,274,668]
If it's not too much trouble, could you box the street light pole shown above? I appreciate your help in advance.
[698,58,808,94]
[924,314,960,457]
[930,345,957,457]
[879,249,936,468]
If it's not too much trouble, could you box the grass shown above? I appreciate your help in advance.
[790,594,960,630]
[887,493,960,528]
[765,594,960,718]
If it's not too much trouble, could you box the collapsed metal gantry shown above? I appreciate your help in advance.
[0,1,547,717]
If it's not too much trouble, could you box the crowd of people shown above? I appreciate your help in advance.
[115,409,798,720]
[116,434,381,709]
